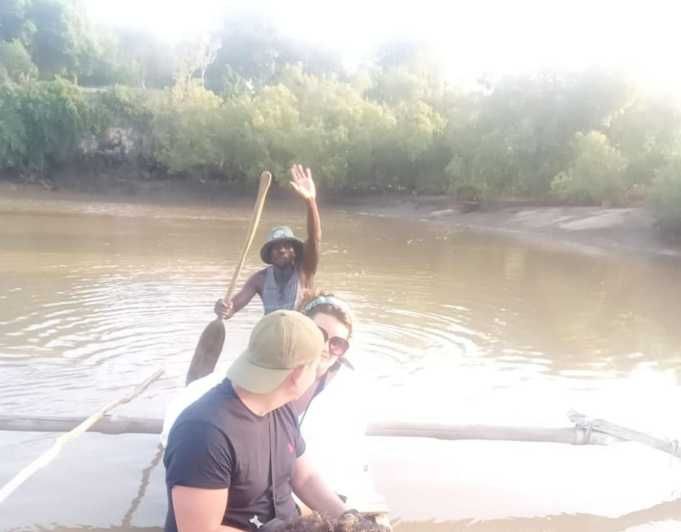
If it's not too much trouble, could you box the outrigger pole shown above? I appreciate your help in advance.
[0,408,678,460]
[0,368,164,505]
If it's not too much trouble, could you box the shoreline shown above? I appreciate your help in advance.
[2,179,680,261]
[343,196,681,261]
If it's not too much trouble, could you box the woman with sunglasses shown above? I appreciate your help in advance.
[291,292,384,519]
[293,291,354,422]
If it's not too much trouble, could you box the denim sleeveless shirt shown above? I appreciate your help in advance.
[262,266,302,314]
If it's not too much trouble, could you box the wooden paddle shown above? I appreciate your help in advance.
[185,171,272,385]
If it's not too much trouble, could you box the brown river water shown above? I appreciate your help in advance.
[1,191,680,531]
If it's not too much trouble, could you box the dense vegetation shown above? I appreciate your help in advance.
[1,0,681,233]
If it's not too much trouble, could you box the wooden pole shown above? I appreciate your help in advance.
[0,415,163,434]
[0,417,611,445]
[0,411,678,460]
[364,422,613,446]
[0,368,163,505]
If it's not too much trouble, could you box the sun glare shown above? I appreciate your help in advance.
[79,0,681,92]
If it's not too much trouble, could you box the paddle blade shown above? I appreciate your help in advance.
[186,318,226,385]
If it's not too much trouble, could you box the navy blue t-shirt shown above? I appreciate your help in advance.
[164,379,305,531]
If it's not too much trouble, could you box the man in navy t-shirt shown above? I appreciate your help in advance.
[164,310,348,532]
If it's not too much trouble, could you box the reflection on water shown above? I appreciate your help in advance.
[1,192,680,531]
[394,496,681,532]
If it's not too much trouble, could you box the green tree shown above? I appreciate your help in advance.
[444,71,632,199]
[0,39,38,82]
[650,157,681,236]
[609,97,681,188]
[0,78,91,175]
[110,29,175,88]
[215,94,268,184]
[0,0,35,45]
[27,0,80,78]
[205,13,345,94]
[275,65,395,191]
[151,82,224,177]
[249,83,302,176]
[205,14,280,91]
[0,83,29,170]
[368,66,431,105]
[21,0,100,82]
[551,131,628,204]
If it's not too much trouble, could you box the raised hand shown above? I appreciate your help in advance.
[289,163,316,201]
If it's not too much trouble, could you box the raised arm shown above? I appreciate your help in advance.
[291,453,346,519]
[290,164,321,282]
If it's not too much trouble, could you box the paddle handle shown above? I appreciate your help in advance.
[223,171,272,303]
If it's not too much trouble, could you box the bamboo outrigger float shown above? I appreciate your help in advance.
[1,409,679,459]
[1,369,678,531]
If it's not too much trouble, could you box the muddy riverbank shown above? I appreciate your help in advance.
[2,179,680,260]
[347,196,681,260]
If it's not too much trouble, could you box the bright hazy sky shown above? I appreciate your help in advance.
[84,0,681,89]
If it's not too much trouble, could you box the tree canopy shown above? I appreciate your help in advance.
[1,1,681,233]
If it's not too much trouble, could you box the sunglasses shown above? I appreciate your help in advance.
[317,326,350,357]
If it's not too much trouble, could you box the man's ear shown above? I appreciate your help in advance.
[287,365,306,387]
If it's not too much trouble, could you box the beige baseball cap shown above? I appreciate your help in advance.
[227,310,324,393]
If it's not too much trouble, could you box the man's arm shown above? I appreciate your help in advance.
[301,198,321,281]
[291,453,346,519]
[172,486,243,532]
[215,271,265,319]
[289,164,321,283]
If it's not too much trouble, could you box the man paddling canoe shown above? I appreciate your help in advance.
[214,164,321,319]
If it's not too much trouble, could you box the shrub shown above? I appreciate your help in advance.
[551,131,628,205]
[649,158,681,236]
[0,40,38,82]
[0,79,90,175]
